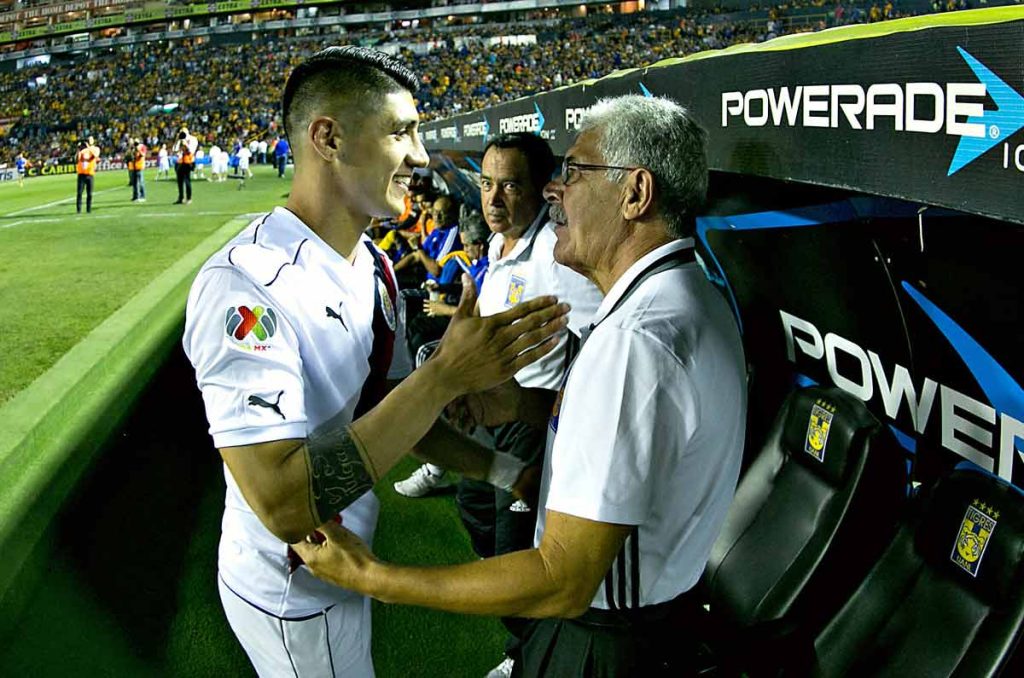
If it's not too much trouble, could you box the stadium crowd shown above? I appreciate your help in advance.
[0,0,931,169]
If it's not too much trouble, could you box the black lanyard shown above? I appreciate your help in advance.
[587,245,695,341]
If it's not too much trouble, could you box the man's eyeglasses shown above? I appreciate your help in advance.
[560,159,638,185]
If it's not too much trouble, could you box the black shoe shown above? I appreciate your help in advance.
[174,199,183,204]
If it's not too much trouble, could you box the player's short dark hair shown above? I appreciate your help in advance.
[483,133,555,194]
[282,46,419,144]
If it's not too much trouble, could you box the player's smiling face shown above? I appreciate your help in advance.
[340,91,429,219]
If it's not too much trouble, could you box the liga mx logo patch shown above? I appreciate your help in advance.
[952,499,998,578]
[804,400,836,462]
[226,305,278,351]
[505,275,526,307]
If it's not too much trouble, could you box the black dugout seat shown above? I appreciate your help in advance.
[700,385,907,673]
[811,468,1024,677]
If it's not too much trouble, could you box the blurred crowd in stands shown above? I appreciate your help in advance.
[0,0,968,168]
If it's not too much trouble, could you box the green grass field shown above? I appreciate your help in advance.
[0,166,507,676]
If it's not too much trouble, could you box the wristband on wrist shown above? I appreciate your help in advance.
[486,450,526,492]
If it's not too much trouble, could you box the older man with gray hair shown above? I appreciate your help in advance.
[293,95,747,676]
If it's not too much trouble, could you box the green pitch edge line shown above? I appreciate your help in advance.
[0,214,250,603]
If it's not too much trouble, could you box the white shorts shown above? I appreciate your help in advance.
[159,159,170,171]
[218,576,374,677]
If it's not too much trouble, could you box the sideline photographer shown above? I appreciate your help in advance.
[173,127,198,204]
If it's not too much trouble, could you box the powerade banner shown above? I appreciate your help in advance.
[421,10,1024,226]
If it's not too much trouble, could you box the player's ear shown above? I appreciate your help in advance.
[307,117,341,163]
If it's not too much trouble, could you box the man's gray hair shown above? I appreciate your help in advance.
[580,95,708,238]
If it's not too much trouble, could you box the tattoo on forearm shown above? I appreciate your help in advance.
[306,417,374,524]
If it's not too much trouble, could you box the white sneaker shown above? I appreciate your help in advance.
[485,656,514,678]
[393,464,453,497]
[509,499,531,513]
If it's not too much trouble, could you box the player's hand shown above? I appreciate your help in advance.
[431,275,568,396]
[290,521,377,594]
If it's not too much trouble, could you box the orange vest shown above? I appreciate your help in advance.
[134,146,147,171]
[76,148,98,175]
[181,148,194,165]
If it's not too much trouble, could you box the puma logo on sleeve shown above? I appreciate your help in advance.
[248,391,285,420]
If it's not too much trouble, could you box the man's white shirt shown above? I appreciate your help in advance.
[535,239,746,609]
[477,208,602,389]
[183,206,411,616]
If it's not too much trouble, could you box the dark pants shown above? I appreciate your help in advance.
[176,163,193,201]
[76,174,94,213]
[276,155,287,177]
[511,593,706,678]
[457,420,546,651]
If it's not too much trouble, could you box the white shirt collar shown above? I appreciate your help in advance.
[268,206,371,269]
[587,238,695,331]
[487,205,548,264]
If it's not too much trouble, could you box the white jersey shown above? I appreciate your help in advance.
[536,239,746,609]
[183,206,411,616]
[478,208,601,389]
[237,147,252,167]
[248,140,260,154]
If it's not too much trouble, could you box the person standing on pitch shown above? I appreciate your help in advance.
[130,138,147,202]
[293,95,747,677]
[173,127,198,204]
[15,151,29,188]
[183,46,569,678]
[157,144,170,180]
[75,136,100,214]
[274,133,290,178]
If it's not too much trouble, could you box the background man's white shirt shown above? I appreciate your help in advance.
[477,209,602,389]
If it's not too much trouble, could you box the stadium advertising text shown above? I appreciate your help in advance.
[720,83,985,137]
[780,310,1024,483]
[499,112,540,134]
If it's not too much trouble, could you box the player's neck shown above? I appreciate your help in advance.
[287,184,364,262]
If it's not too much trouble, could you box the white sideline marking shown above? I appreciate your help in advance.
[1,187,120,217]
[1,218,60,229]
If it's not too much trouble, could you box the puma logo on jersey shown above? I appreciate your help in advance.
[326,304,347,331]
[248,391,285,420]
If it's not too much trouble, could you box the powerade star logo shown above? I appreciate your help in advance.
[947,47,1024,176]
[226,305,278,351]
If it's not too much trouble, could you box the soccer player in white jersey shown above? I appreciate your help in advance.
[183,46,569,678]
[293,94,748,676]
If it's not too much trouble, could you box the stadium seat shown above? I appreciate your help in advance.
[811,467,1024,677]
[699,385,907,674]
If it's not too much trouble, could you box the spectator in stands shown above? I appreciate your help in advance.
[403,208,492,362]
[294,94,747,678]
[394,194,462,280]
